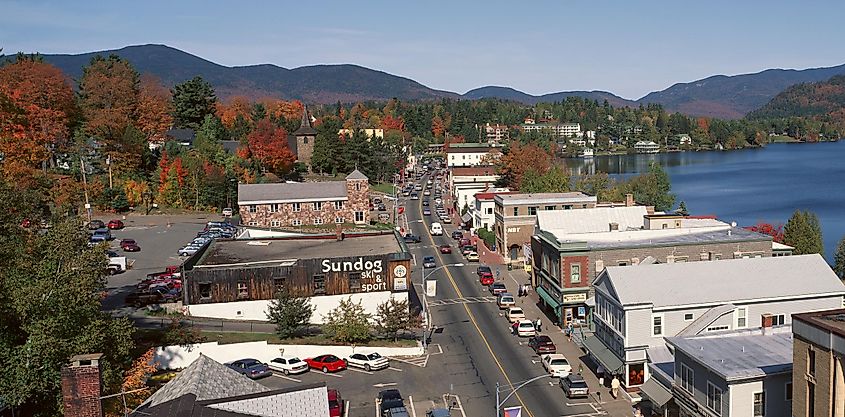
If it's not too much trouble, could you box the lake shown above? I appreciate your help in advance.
[564,142,845,262]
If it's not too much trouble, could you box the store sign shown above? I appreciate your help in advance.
[321,257,387,292]
[562,293,587,303]
[394,277,408,291]
[506,227,521,233]
[425,279,436,297]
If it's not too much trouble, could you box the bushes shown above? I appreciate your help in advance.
[477,227,495,249]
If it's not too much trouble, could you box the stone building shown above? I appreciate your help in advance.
[238,170,370,228]
[792,308,845,417]
[293,106,317,169]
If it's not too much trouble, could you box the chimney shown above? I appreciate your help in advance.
[761,313,773,335]
[609,222,619,231]
[61,353,104,417]
[625,193,634,207]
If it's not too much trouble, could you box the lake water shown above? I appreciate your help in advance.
[564,142,845,261]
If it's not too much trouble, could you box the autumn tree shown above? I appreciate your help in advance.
[375,298,418,341]
[172,76,217,129]
[137,74,173,143]
[496,142,552,189]
[745,222,785,243]
[783,209,824,255]
[78,55,140,146]
[245,119,296,178]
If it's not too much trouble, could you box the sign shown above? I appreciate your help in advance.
[426,279,437,297]
[503,406,522,417]
[394,277,408,291]
[393,265,407,278]
[562,293,587,303]
[506,227,521,233]
[321,257,387,292]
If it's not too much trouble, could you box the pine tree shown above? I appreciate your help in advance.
[375,298,417,341]
[677,201,689,216]
[171,76,217,129]
[833,235,845,279]
[783,210,824,256]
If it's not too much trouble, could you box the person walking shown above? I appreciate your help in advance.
[597,365,605,387]
[611,375,620,399]
[535,317,542,332]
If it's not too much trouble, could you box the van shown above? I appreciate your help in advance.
[430,222,443,236]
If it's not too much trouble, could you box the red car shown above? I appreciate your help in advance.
[108,219,125,230]
[479,272,494,286]
[305,354,347,373]
[528,335,557,354]
[439,244,452,254]
[120,239,140,252]
[328,389,343,417]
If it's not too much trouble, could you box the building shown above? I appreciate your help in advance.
[635,140,660,154]
[338,128,385,140]
[472,190,511,232]
[532,210,777,328]
[659,321,794,417]
[445,143,502,167]
[670,134,693,147]
[449,166,500,211]
[238,170,370,228]
[791,309,845,417]
[293,106,317,168]
[482,123,510,144]
[522,121,582,138]
[182,232,412,324]
[585,254,845,389]
[494,192,598,262]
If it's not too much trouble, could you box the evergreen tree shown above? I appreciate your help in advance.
[677,201,689,216]
[171,76,217,129]
[375,298,417,341]
[833,235,845,279]
[193,114,227,163]
[628,162,675,211]
[783,209,824,255]
[266,288,314,338]
[322,297,372,344]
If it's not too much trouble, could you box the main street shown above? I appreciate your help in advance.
[403,173,603,417]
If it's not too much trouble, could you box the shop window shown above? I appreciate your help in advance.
[199,283,212,300]
[292,203,301,212]
[570,264,581,284]
[313,202,323,210]
[237,281,249,300]
[313,275,326,295]
[628,363,644,386]
[349,272,361,292]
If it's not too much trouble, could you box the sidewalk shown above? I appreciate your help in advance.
[503,268,635,417]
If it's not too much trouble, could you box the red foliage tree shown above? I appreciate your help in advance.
[744,222,785,243]
[246,119,296,177]
[380,115,405,132]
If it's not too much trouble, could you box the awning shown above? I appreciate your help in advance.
[585,296,595,307]
[536,286,562,309]
[639,378,673,408]
[582,336,624,375]
[461,213,472,223]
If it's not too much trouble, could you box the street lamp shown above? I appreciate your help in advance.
[420,262,464,351]
[495,375,550,417]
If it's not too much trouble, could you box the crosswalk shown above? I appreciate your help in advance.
[428,296,497,306]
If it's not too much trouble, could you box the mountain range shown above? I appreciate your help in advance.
[13,44,845,119]
[747,74,845,121]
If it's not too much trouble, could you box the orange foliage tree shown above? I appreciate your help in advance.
[78,55,140,143]
[245,119,296,177]
[496,142,553,189]
[217,96,253,128]
[381,114,405,132]
[137,74,173,144]
[104,348,157,416]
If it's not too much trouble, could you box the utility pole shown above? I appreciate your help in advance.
[80,157,92,223]
[106,154,113,189]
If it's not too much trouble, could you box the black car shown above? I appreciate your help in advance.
[422,200,429,206]
[451,230,464,240]
[423,256,436,268]
[378,389,405,415]
[403,234,421,244]
[476,265,492,276]
[226,358,272,379]
[87,219,105,230]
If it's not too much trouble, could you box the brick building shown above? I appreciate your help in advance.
[238,170,370,228]
[792,309,845,417]
[61,354,104,417]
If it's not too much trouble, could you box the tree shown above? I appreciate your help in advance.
[745,222,784,243]
[626,162,675,212]
[136,74,173,144]
[322,297,372,344]
[496,142,552,189]
[266,288,314,338]
[783,209,824,255]
[193,114,227,163]
[78,55,140,146]
[245,119,296,177]
[171,76,217,129]
[375,298,418,341]
[519,166,570,193]
[834,236,845,279]
[676,201,689,216]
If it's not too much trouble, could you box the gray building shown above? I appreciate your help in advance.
[585,254,845,388]
[791,309,845,417]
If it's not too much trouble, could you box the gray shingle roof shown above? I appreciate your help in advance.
[142,355,270,408]
[345,169,368,180]
[596,254,845,309]
[238,181,348,204]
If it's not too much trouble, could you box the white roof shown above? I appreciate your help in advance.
[536,206,647,235]
[595,254,845,309]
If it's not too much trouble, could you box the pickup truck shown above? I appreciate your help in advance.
[125,288,181,307]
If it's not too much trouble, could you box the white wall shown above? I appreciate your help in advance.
[186,291,408,324]
[154,340,424,369]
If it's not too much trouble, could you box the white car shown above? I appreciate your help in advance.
[506,307,526,323]
[516,320,536,337]
[222,207,233,216]
[542,354,572,378]
[346,352,389,371]
[178,246,201,256]
[268,356,309,375]
[441,216,452,224]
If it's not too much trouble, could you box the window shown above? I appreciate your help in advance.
[808,348,815,376]
[354,211,365,223]
[662,223,668,229]
[273,277,286,294]
[314,218,324,225]
[785,382,792,401]
[355,182,361,191]
[199,283,212,299]
[652,314,663,336]
[303,137,308,144]
[291,219,302,226]
[706,382,722,415]
[528,207,537,215]
[486,207,493,215]
[753,392,765,416]
[248,205,257,213]
[269,203,279,213]
[313,275,326,295]
[680,364,694,393]
[335,216,344,224]
[334,201,344,210]
[736,307,747,328]
[617,260,629,266]
[773,314,785,325]
[563,205,572,210]
[512,207,518,216]
[684,313,694,321]
[247,221,258,226]
[270,220,281,228]
[570,264,581,284]
[545,205,555,210]
[707,325,730,332]
[808,382,815,417]
[313,202,322,210]
[237,281,248,300]
[292,202,301,212]
[349,272,361,292]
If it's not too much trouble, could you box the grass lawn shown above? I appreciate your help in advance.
[769,135,800,143]
[201,331,419,347]
[371,182,397,195]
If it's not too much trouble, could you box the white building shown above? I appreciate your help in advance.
[522,122,582,138]
[471,190,510,232]
[584,254,845,388]
[482,123,509,144]
[445,143,502,167]
[634,140,660,154]
[449,166,500,211]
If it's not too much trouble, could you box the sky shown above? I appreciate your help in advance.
[2,0,844,100]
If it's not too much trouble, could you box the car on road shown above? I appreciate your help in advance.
[422,200,429,206]
[305,354,347,373]
[439,244,452,254]
[451,230,463,240]
[497,293,515,309]
[490,282,507,295]
[423,256,437,268]
[423,190,431,196]
[479,272,494,286]
[461,245,476,256]
[476,265,492,276]
[411,193,419,200]
[222,207,233,216]
[516,320,537,337]
[541,354,572,377]
[506,307,526,322]
[87,219,105,230]
[560,373,589,398]
[403,234,421,244]
[328,389,343,417]
[528,335,557,354]
[107,219,125,229]
[465,251,479,262]
[423,208,432,216]
[345,352,389,371]
[268,356,309,375]
[120,238,140,252]
[225,359,272,379]
[441,216,452,224]
[430,222,443,236]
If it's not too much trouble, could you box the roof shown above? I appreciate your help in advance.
[666,326,794,381]
[345,169,368,180]
[496,192,596,206]
[166,128,196,143]
[220,140,242,154]
[293,106,317,136]
[141,355,270,408]
[536,206,647,233]
[446,143,502,153]
[136,384,330,417]
[595,254,845,309]
[772,241,795,250]
[793,308,845,337]
[548,225,769,250]
[238,181,348,204]
[195,233,402,267]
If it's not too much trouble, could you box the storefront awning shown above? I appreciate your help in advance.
[536,286,562,309]
[582,336,624,375]
[639,378,673,408]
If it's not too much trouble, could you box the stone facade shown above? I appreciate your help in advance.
[61,354,103,417]
[296,133,315,168]
[792,337,835,417]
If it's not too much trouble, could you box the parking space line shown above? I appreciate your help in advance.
[443,394,467,417]
[387,366,404,372]
[321,372,344,378]
[374,400,379,417]
[271,373,301,383]
[408,395,416,417]
[344,400,349,417]
[347,367,374,375]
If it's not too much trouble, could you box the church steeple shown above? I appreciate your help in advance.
[293,105,317,136]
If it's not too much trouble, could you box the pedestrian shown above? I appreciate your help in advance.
[567,322,574,342]
[611,375,620,399]
[597,365,605,387]
[535,317,542,332]
[511,321,518,336]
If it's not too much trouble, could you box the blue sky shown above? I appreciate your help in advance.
[2,0,844,99]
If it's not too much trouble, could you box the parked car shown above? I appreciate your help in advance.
[497,293,515,309]
[385,407,410,417]
[528,335,557,354]
[178,246,201,257]
[107,219,124,230]
[92,228,112,241]
[124,288,167,307]
[465,252,479,262]
[328,389,343,417]
[476,265,492,276]
[222,207,233,216]
[490,282,507,295]
[515,320,536,337]
[403,234,421,244]
[439,244,452,254]
[426,409,451,417]
[451,230,463,240]
[89,234,107,246]
[423,208,432,216]
[87,219,105,230]
[541,354,572,377]
[423,256,437,268]
[345,352,389,371]
[506,307,526,323]
[120,238,140,252]
[560,373,590,398]
[226,359,272,379]
[479,272,494,286]
[378,389,405,415]
[305,354,347,373]
[268,356,309,375]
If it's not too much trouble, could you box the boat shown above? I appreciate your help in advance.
[578,148,595,158]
